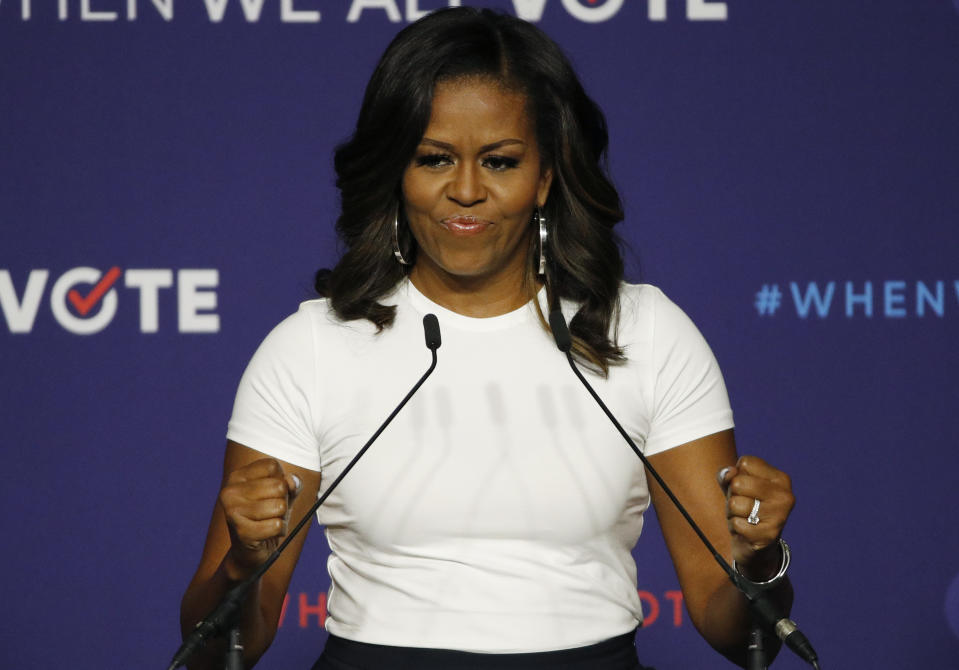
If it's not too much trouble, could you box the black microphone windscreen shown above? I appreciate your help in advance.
[423,314,441,350]
[548,310,572,353]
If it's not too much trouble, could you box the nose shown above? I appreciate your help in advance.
[446,162,486,207]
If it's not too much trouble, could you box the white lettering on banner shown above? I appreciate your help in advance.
[203,0,229,22]
[125,269,173,333]
[50,267,119,334]
[561,0,623,23]
[687,0,727,21]
[17,0,174,20]
[344,0,460,23]
[0,267,220,335]
[82,0,117,20]
[281,0,318,22]
[510,0,546,21]
[0,269,48,333]
[648,0,665,21]
[203,0,267,23]
[648,0,728,21]
[512,0,627,23]
[347,0,401,23]
[177,269,220,333]
[126,0,173,21]
[405,0,459,22]
[235,0,266,21]
[8,0,728,22]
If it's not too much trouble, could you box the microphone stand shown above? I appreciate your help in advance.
[747,616,767,670]
[547,310,819,670]
[224,628,243,670]
[166,315,442,670]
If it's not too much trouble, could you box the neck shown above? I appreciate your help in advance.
[408,266,539,318]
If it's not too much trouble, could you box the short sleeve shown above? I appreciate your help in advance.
[226,308,322,471]
[643,288,734,456]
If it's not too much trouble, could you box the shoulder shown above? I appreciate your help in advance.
[613,283,720,376]
[615,282,695,339]
[261,296,382,353]
[554,282,665,331]
[616,282,665,317]
[255,283,422,372]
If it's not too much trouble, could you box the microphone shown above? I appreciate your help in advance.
[548,309,571,352]
[423,313,441,350]
[547,310,820,670]
[166,314,443,670]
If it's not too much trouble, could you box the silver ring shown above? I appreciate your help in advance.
[747,498,761,525]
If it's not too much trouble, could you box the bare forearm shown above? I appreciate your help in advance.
[179,556,275,670]
[699,577,794,668]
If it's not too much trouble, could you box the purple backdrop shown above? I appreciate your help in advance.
[2,1,958,668]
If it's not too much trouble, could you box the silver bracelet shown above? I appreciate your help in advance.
[732,538,791,589]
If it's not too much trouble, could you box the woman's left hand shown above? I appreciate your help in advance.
[718,455,795,580]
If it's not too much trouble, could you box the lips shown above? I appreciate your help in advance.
[440,215,492,235]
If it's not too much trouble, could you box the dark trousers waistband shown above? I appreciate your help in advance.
[311,631,653,670]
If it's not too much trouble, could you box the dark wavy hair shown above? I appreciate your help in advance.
[316,7,626,373]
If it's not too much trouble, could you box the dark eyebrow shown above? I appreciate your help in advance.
[420,137,526,153]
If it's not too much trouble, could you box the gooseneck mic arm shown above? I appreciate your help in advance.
[166,314,442,670]
[547,310,820,670]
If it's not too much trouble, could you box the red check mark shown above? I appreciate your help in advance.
[67,266,122,316]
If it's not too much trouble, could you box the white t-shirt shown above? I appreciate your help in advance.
[227,280,733,653]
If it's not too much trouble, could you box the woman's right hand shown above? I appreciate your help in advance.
[182,444,319,668]
[218,457,302,580]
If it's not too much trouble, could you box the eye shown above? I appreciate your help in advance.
[482,155,520,171]
[414,153,453,168]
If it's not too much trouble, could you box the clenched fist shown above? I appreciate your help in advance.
[218,457,302,580]
[718,455,795,581]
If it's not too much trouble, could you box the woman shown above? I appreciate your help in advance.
[180,7,796,669]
